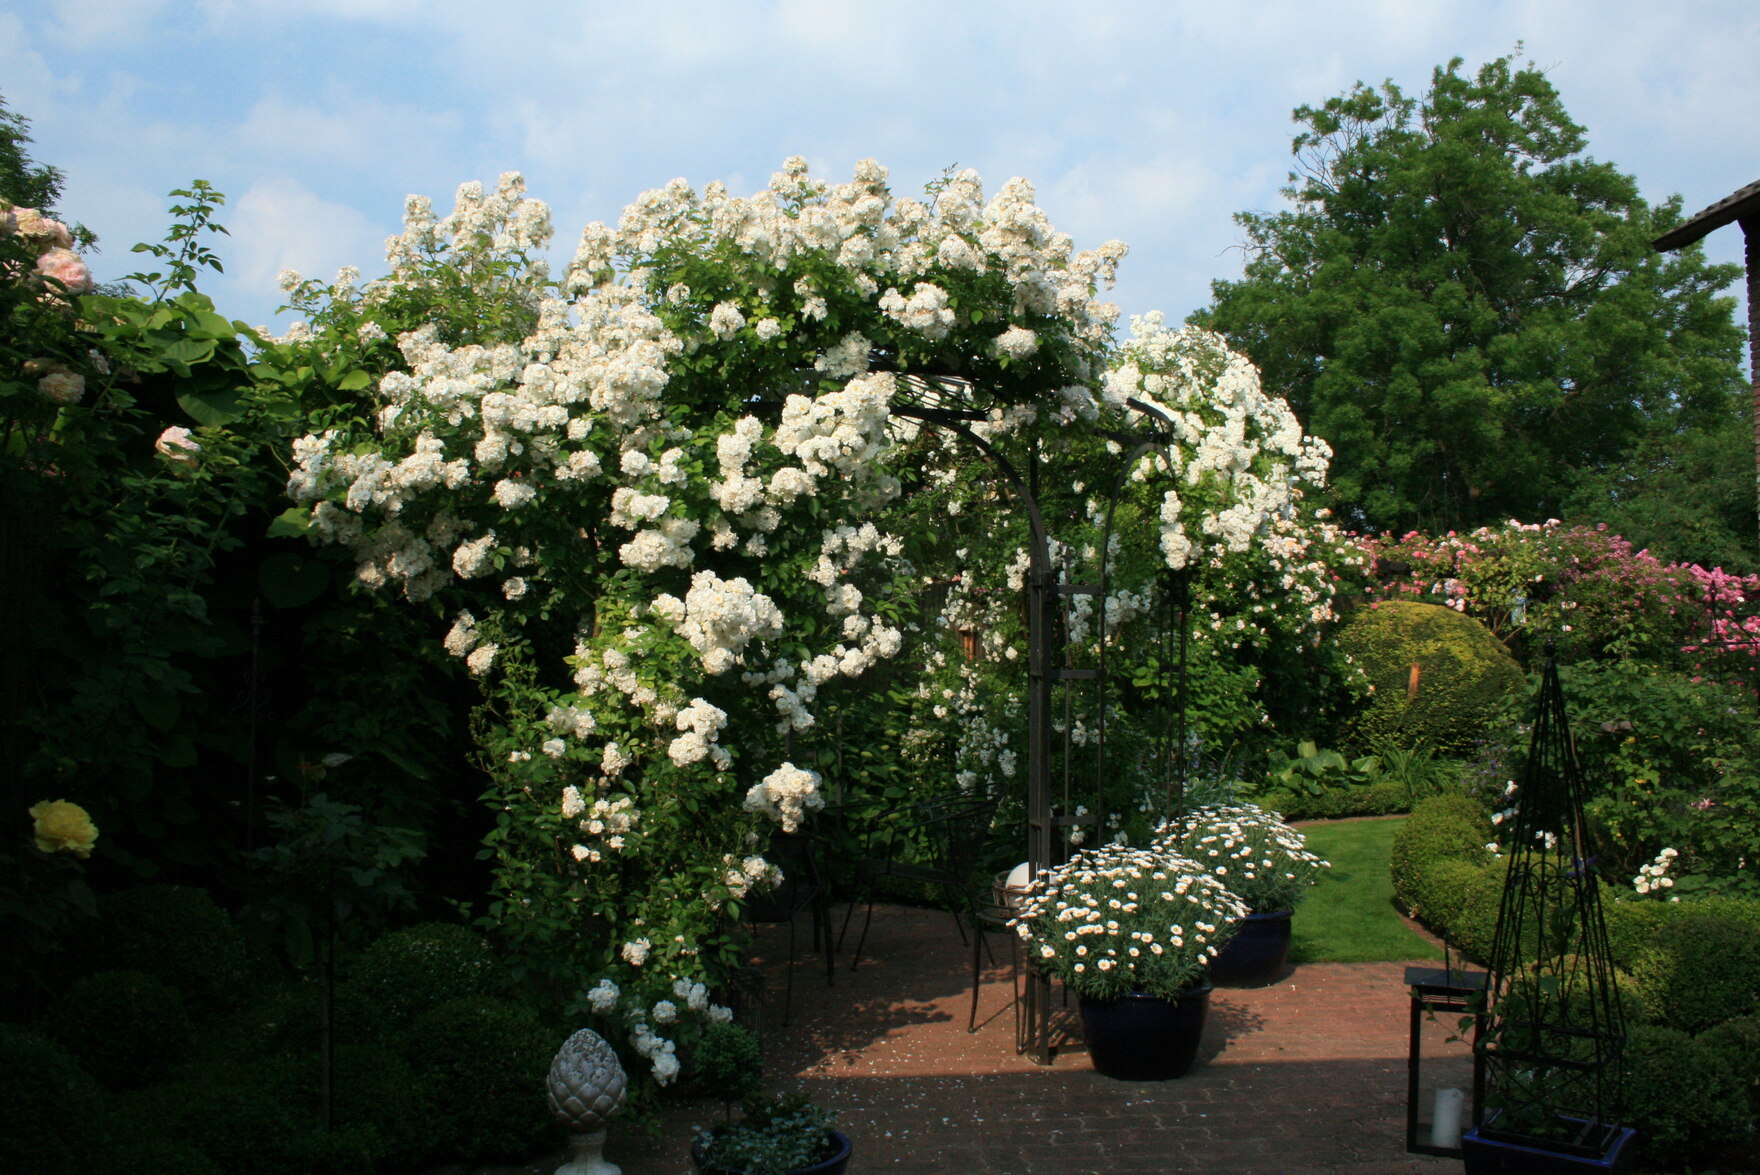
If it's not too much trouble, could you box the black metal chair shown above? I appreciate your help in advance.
[839,794,999,969]
[738,829,833,1026]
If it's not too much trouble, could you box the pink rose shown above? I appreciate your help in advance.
[155,426,201,464]
[35,248,93,294]
[14,208,72,249]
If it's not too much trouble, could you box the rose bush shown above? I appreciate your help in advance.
[274,158,1342,1088]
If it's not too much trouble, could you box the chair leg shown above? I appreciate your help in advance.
[940,883,970,947]
[848,892,878,970]
[817,893,835,987]
[781,915,797,1027]
[969,922,983,1032]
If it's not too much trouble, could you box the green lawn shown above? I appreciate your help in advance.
[1288,816,1443,964]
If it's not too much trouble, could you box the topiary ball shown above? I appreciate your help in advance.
[0,1024,107,1175]
[1336,601,1523,755]
[1629,915,1760,1034]
[337,921,496,1038]
[402,995,565,1164]
[83,885,248,1008]
[1623,1023,1749,1158]
[42,968,193,1090]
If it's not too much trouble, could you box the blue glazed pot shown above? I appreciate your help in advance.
[1209,909,1293,986]
[691,1129,853,1175]
[1461,1112,1637,1175]
[1077,978,1213,1080]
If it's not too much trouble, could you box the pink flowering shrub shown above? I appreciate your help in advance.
[1355,520,1759,676]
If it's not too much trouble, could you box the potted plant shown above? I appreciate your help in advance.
[690,1093,851,1175]
[1155,803,1328,985]
[1011,841,1247,1079]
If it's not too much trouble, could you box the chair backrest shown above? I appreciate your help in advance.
[901,794,1001,886]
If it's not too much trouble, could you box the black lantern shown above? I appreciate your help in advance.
[1405,960,1486,1157]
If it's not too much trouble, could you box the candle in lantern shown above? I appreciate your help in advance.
[1429,1087,1464,1149]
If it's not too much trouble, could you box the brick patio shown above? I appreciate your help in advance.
[599,903,1472,1175]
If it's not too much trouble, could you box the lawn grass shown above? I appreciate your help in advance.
[1287,816,1443,964]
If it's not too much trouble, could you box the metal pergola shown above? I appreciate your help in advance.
[890,375,1186,1063]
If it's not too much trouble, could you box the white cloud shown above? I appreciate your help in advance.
[226,177,385,318]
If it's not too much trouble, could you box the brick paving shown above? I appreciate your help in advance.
[600,903,1472,1175]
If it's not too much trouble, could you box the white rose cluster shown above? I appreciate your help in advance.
[743,762,824,833]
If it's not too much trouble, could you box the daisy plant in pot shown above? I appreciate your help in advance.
[1155,803,1328,985]
[1011,841,1247,1079]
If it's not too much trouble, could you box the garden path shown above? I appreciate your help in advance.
[593,902,1470,1175]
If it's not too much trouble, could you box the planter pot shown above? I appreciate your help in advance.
[1077,978,1212,1080]
[1461,1112,1637,1175]
[1208,909,1293,986]
[690,1129,853,1175]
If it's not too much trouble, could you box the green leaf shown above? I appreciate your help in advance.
[160,336,217,368]
[266,507,312,539]
[176,385,243,425]
[135,693,181,732]
[337,369,372,391]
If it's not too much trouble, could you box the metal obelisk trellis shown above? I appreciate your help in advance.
[1470,642,1629,1160]
[892,379,1180,1063]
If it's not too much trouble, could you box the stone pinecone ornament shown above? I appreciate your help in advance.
[547,1028,627,1130]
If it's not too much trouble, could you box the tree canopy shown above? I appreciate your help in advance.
[1192,53,1748,537]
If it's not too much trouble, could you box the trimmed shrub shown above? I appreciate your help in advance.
[1699,1013,1760,1118]
[0,1024,106,1175]
[82,885,247,1007]
[263,1041,436,1168]
[1414,857,1489,933]
[1623,1023,1749,1158]
[1336,601,1523,755]
[100,1138,224,1175]
[1390,794,1493,915]
[1259,778,1411,821]
[110,1063,310,1175]
[1628,915,1760,1033]
[42,969,193,1089]
[337,920,496,1038]
[1599,895,1671,971]
[401,995,565,1164]
[1447,862,1508,965]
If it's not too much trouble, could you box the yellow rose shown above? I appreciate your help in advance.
[30,799,98,858]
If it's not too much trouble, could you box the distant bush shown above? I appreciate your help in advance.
[1257,777,1411,820]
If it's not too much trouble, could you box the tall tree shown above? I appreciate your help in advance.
[1192,54,1747,535]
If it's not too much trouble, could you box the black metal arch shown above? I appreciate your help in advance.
[890,379,1188,1063]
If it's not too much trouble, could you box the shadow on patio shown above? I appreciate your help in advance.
[598,903,1469,1174]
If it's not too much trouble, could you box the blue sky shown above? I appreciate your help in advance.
[4,0,1757,347]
